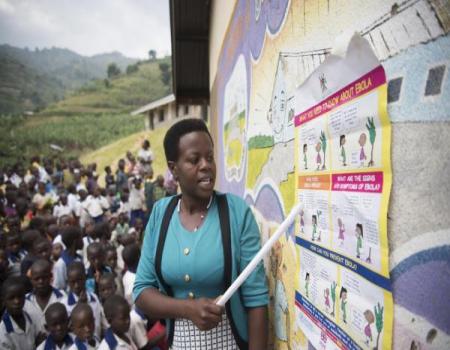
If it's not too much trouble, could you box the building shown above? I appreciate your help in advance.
[130,93,202,130]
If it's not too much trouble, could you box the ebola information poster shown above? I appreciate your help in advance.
[294,34,393,350]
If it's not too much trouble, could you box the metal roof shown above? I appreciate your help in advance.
[130,94,175,115]
[169,0,210,104]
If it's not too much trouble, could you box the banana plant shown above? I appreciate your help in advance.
[320,130,327,169]
[374,302,384,350]
[366,117,376,167]
[330,281,337,317]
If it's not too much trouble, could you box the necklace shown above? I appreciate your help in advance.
[177,195,213,232]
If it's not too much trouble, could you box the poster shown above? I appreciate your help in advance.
[294,34,393,350]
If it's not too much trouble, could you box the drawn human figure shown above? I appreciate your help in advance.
[315,142,322,170]
[359,133,367,167]
[337,218,345,247]
[340,135,347,166]
[270,242,290,346]
[363,309,375,345]
[324,288,330,312]
[305,272,310,298]
[330,281,337,317]
[340,287,348,324]
[311,215,318,241]
[303,144,308,169]
[355,223,363,259]
[299,209,305,233]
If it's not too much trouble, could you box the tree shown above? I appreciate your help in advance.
[126,64,139,75]
[107,63,121,79]
[330,281,337,316]
[159,62,171,86]
[366,116,376,167]
[320,130,327,170]
[374,302,384,350]
[148,49,157,60]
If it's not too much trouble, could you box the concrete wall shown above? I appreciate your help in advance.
[209,0,450,349]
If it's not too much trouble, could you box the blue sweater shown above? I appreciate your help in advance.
[133,192,268,343]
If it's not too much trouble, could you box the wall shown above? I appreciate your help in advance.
[209,1,450,349]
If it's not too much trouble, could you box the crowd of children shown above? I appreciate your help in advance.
[0,142,174,349]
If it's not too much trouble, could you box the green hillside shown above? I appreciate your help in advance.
[0,44,138,115]
[42,57,172,116]
[0,56,171,168]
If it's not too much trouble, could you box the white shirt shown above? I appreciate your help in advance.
[129,308,148,349]
[82,196,105,218]
[122,270,136,306]
[0,311,38,350]
[67,336,99,350]
[129,187,145,211]
[9,173,22,188]
[82,236,98,268]
[63,291,102,339]
[137,148,153,163]
[24,288,67,334]
[98,329,138,350]
[36,334,74,350]
[52,252,82,291]
[118,201,131,217]
[53,203,73,219]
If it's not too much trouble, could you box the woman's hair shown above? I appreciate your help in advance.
[163,118,212,162]
[356,223,363,237]
[340,287,347,299]
[340,135,346,145]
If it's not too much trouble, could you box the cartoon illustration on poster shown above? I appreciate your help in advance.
[294,34,393,350]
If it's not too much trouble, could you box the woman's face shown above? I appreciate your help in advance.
[171,131,216,201]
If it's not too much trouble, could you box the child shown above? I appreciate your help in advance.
[5,231,26,276]
[0,246,10,284]
[118,190,131,219]
[68,303,99,350]
[53,193,74,223]
[115,159,128,194]
[98,295,138,350]
[104,246,124,297]
[20,237,52,276]
[24,259,67,334]
[0,276,41,349]
[129,177,145,227]
[104,166,115,191]
[64,261,102,338]
[131,218,145,245]
[82,221,97,268]
[85,242,111,295]
[83,187,109,224]
[98,273,118,304]
[153,175,166,202]
[52,226,83,290]
[37,302,73,350]
[122,243,140,305]
[111,213,130,246]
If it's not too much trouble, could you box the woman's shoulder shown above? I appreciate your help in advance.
[220,191,248,207]
[152,195,179,216]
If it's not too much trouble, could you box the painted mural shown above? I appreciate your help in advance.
[211,0,450,349]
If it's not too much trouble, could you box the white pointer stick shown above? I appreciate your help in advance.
[216,202,304,306]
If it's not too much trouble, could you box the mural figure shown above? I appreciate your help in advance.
[359,133,367,167]
[299,209,305,233]
[320,131,327,170]
[270,242,291,348]
[339,135,347,166]
[305,272,310,298]
[303,143,308,169]
[324,288,331,313]
[374,303,384,350]
[355,223,363,259]
[311,214,320,241]
[366,117,376,167]
[330,281,337,317]
[315,142,322,170]
[340,287,348,324]
[363,309,375,346]
[319,73,328,94]
[337,217,345,247]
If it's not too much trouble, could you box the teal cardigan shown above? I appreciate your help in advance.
[133,192,268,346]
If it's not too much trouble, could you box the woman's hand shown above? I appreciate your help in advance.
[187,298,224,331]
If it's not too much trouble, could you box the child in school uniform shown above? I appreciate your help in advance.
[97,273,117,335]
[81,221,97,268]
[24,259,67,335]
[36,302,73,350]
[5,231,26,276]
[20,237,52,276]
[68,303,100,350]
[52,226,83,290]
[104,246,124,297]
[0,276,42,349]
[85,242,111,295]
[121,243,140,305]
[98,295,138,350]
[64,261,102,338]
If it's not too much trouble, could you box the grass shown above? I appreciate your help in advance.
[246,147,272,189]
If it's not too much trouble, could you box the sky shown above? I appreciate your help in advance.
[0,0,171,59]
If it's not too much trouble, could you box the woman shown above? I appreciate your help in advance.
[133,119,268,349]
